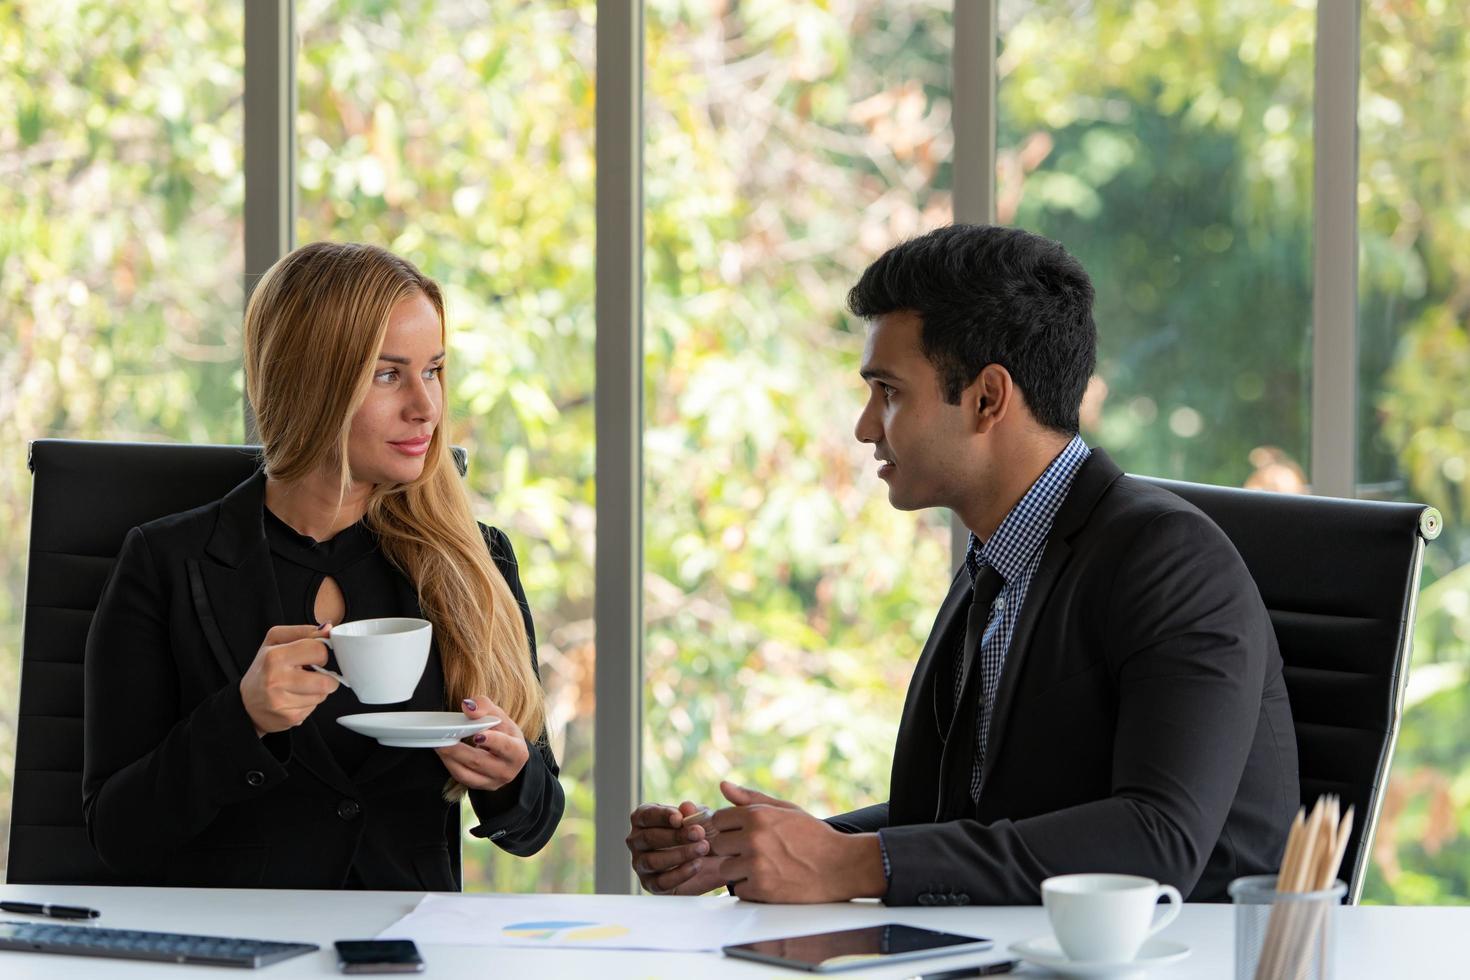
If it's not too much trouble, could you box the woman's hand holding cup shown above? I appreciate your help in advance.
[240,624,340,737]
[435,696,528,791]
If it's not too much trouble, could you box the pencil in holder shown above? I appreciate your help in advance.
[1229,875,1347,980]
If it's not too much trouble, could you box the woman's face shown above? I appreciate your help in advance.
[346,292,445,487]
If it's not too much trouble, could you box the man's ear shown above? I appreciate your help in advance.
[971,364,1013,434]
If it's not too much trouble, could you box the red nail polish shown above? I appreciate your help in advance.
[473,733,486,744]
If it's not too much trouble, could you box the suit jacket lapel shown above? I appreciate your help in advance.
[889,567,971,825]
[976,536,1072,793]
[186,559,246,682]
[190,470,357,799]
[189,472,281,679]
[978,449,1124,791]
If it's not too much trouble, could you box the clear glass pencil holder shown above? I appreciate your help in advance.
[1229,875,1347,980]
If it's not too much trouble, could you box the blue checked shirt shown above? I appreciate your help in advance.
[875,435,1090,883]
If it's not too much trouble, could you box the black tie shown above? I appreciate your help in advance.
[956,564,1005,702]
[939,563,1004,817]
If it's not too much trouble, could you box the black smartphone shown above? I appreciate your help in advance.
[335,939,425,974]
[723,923,992,973]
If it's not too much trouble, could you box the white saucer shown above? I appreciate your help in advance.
[1008,936,1191,977]
[337,711,501,748]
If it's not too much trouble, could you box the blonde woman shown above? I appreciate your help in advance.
[82,242,563,889]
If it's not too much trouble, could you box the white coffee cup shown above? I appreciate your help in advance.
[1041,873,1182,963]
[309,617,432,705]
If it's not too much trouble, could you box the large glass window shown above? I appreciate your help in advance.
[296,0,596,892]
[997,1,1316,489]
[3,0,1465,906]
[642,2,954,822]
[0,0,244,874]
[1356,0,1470,905]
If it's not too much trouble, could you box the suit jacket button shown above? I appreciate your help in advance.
[337,799,361,820]
[917,894,933,906]
[245,770,265,787]
[956,894,971,905]
[489,829,507,841]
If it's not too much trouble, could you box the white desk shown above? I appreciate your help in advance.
[1,883,1464,978]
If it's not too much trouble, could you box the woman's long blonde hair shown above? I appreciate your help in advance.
[243,242,546,776]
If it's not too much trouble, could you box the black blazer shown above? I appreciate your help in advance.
[829,450,1298,905]
[81,471,564,889]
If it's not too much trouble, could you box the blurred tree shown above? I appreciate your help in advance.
[0,0,245,868]
[2,0,1466,905]
[295,0,599,892]
[1355,0,1470,906]
[640,0,955,828]
[998,0,1316,488]
[995,0,1470,905]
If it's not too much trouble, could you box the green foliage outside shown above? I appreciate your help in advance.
[1355,0,1470,906]
[997,0,1470,904]
[295,0,601,892]
[0,0,247,869]
[2,0,1467,905]
[639,0,957,832]
[999,0,1316,483]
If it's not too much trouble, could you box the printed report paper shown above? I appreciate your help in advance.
[378,892,758,952]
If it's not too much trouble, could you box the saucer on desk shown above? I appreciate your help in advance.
[337,711,500,748]
[1008,935,1190,977]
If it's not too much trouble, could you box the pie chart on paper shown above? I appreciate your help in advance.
[502,921,632,942]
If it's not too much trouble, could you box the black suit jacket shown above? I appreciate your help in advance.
[829,450,1298,905]
[82,471,564,889]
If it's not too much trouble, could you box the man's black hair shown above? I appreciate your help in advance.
[846,224,1097,434]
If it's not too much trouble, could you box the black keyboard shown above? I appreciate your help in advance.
[0,919,318,968]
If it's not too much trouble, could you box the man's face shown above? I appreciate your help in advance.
[854,311,975,512]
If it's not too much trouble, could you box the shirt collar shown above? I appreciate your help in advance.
[965,434,1091,584]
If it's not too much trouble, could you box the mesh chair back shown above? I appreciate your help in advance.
[1139,476,1440,903]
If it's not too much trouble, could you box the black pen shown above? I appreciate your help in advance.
[0,901,101,920]
[902,961,1019,980]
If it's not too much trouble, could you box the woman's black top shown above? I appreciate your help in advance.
[262,507,433,777]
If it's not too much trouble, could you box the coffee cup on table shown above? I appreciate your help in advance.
[308,617,431,704]
[1041,873,1182,963]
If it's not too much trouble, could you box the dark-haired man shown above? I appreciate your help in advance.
[626,225,1297,905]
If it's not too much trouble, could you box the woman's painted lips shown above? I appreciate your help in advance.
[389,434,432,456]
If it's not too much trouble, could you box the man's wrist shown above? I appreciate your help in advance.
[839,832,889,900]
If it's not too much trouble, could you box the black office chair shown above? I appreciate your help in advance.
[1138,475,1440,903]
[8,439,466,885]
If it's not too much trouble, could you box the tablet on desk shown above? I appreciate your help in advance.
[723,923,992,972]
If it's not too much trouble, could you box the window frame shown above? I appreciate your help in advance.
[240,0,1364,894]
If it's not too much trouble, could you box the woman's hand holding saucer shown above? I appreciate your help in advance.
[240,623,340,737]
[435,697,528,790]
